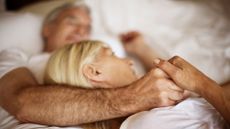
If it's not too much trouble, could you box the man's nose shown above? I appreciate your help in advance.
[75,26,88,36]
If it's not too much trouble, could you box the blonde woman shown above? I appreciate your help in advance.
[44,40,225,129]
[44,40,137,129]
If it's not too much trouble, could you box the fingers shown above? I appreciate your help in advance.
[159,90,183,107]
[153,58,181,79]
[163,80,184,101]
[167,90,184,101]
[155,78,184,101]
[120,31,141,43]
[182,90,191,99]
[149,68,169,78]
[168,56,184,68]
[168,56,196,71]
[168,80,183,92]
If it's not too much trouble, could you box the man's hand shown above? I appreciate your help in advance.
[124,67,185,113]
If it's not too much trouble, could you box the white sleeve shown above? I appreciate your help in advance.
[0,48,28,78]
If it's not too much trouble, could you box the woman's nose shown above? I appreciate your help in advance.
[124,58,134,66]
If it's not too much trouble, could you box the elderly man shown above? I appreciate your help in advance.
[0,3,184,128]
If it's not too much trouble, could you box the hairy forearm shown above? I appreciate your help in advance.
[17,85,135,126]
[1,67,167,126]
[0,68,134,126]
[198,80,230,123]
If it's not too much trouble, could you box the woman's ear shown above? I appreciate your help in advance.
[83,64,105,83]
[42,24,52,38]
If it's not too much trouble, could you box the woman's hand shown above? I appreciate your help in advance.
[153,56,217,94]
[154,56,230,123]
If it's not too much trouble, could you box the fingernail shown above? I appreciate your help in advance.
[153,58,160,65]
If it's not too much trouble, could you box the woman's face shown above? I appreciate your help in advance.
[93,47,137,88]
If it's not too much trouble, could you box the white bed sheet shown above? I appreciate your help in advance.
[85,0,230,84]
[120,97,227,129]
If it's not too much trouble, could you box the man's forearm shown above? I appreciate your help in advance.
[1,67,180,126]
[0,68,135,126]
[17,85,138,126]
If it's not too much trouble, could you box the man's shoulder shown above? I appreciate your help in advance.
[0,48,44,79]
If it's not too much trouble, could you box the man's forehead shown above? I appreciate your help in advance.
[56,7,90,21]
[61,7,89,16]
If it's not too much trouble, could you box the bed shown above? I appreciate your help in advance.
[0,0,229,128]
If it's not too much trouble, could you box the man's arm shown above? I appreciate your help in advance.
[0,67,184,126]
[154,56,230,123]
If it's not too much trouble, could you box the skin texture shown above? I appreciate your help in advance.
[0,7,184,126]
[0,67,184,126]
[154,56,230,124]
[120,31,160,71]
[84,47,137,88]
[43,7,91,52]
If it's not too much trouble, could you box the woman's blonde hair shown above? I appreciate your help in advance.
[44,40,105,88]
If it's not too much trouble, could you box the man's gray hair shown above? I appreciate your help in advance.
[43,2,90,25]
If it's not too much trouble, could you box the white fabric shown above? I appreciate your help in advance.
[90,34,126,58]
[0,48,82,129]
[0,48,28,78]
[0,12,43,56]
[0,0,229,128]
[120,97,227,129]
[85,0,230,128]
[85,0,230,84]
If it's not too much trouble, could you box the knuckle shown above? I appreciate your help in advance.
[155,78,164,87]
[159,91,167,98]
[150,68,158,76]
[175,92,183,100]
[160,98,175,107]
[154,68,166,77]
[161,60,168,67]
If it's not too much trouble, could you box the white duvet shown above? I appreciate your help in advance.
[120,97,226,129]
[0,0,229,128]
[86,0,230,84]
[85,0,230,128]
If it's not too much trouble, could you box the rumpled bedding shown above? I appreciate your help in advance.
[84,0,230,128]
[85,0,230,84]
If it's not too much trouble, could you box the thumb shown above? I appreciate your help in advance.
[153,58,181,79]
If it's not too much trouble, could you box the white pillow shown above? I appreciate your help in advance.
[0,12,43,55]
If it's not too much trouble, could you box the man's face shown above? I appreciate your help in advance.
[94,47,137,88]
[44,7,91,52]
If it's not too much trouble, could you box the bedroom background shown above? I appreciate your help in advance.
[0,0,229,85]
